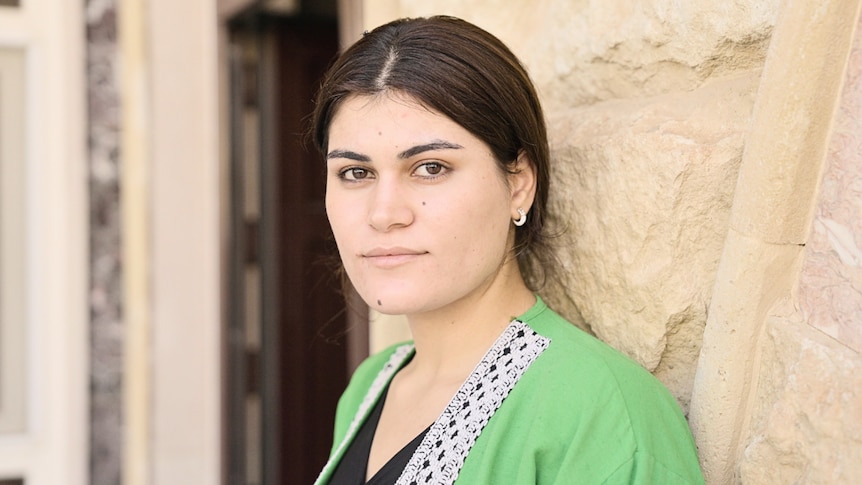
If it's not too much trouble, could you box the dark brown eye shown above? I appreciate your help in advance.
[415,162,446,177]
[339,167,371,181]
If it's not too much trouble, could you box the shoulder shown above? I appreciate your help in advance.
[520,299,672,398]
[509,299,703,483]
[521,300,657,390]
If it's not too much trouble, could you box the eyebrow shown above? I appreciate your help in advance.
[397,140,463,159]
[326,140,463,163]
[326,149,370,162]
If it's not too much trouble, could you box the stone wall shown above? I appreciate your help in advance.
[687,0,862,481]
[737,8,862,484]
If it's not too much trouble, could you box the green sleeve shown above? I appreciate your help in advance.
[597,451,705,485]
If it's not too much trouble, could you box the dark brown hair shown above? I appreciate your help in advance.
[311,16,553,288]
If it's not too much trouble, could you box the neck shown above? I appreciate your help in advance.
[402,260,536,384]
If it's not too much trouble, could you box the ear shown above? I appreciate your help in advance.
[508,150,537,218]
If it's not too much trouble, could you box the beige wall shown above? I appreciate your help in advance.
[360,0,862,483]
[120,0,222,484]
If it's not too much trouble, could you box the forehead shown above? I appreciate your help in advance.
[329,92,469,143]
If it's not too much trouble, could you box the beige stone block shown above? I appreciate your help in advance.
[542,73,759,408]
[801,208,862,354]
[689,240,805,483]
[740,316,862,484]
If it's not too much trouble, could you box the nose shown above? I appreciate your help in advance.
[367,177,414,232]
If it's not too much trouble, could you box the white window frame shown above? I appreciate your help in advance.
[0,2,88,484]
[0,45,27,437]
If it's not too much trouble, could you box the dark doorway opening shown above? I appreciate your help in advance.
[225,5,367,484]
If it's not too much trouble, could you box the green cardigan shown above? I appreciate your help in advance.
[315,298,705,484]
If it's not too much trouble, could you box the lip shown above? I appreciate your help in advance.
[362,247,427,268]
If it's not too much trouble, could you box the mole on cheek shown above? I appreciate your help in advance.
[377,299,382,306]
[422,201,426,206]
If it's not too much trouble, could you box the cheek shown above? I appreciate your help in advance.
[445,194,511,253]
[325,192,354,246]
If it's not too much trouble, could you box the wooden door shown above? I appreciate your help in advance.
[226,12,353,485]
[262,16,347,485]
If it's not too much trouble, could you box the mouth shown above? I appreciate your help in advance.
[362,247,428,268]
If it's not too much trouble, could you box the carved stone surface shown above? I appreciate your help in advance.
[397,0,778,105]
[741,11,862,483]
[86,1,123,484]
[798,11,862,354]
[543,73,758,410]
[741,315,862,484]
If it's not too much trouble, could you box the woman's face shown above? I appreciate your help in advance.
[325,93,525,316]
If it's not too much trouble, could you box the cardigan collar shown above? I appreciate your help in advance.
[315,318,551,485]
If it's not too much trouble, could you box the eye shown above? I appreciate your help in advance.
[338,166,372,181]
[414,162,447,178]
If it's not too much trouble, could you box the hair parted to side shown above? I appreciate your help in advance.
[311,15,555,289]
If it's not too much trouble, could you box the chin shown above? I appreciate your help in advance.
[355,284,436,316]
[363,294,424,316]
[370,304,411,316]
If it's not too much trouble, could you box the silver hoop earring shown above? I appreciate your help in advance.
[514,208,527,227]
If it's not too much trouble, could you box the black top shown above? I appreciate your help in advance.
[328,387,429,485]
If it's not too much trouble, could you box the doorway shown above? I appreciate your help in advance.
[225,6,366,484]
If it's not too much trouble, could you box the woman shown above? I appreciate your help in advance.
[312,16,704,485]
